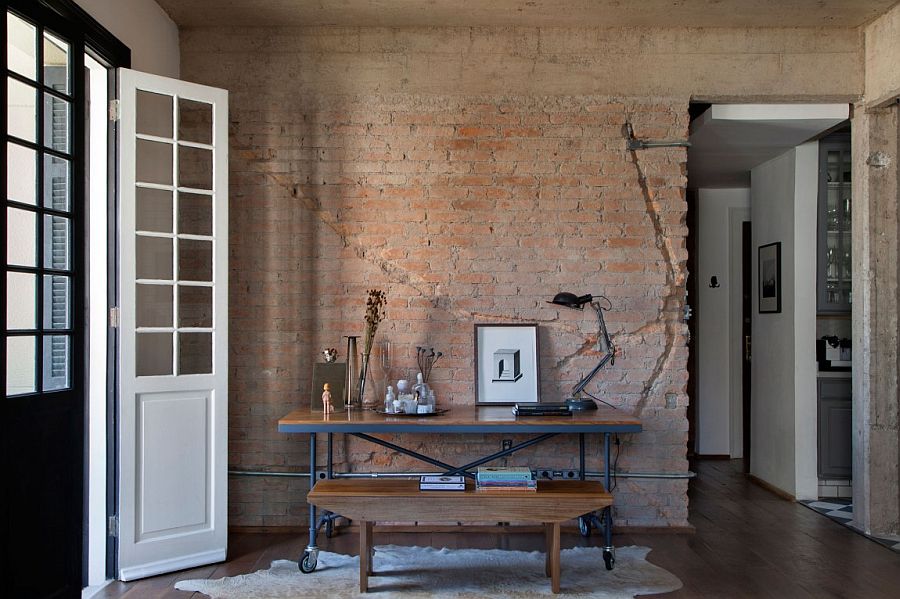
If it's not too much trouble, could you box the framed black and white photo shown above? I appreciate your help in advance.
[474,323,540,405]
[758,242,782,313]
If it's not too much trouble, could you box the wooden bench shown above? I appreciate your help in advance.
[307,478,613,594]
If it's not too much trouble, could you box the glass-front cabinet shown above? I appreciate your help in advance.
[817,131,851,314]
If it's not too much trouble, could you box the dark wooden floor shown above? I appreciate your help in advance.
[97,460,900,598]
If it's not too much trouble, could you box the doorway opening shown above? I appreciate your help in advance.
[686,103,852,502]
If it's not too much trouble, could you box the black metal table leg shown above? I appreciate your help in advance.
[602,432,615,570]
[300,432,319,573]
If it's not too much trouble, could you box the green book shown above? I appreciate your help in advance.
[476,466,534,482]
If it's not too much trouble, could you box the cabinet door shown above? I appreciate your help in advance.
[817,379,852,479]
[817,135,852,313]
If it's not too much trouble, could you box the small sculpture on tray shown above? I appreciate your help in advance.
[322,383,334,414]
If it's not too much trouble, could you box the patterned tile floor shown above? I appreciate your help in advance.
[800,499,900,552]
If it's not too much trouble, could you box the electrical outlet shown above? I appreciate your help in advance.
[501,439,512,451]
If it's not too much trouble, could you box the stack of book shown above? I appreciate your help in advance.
[419,475,465,491]
[512,403,571,417]
[475,466,537,492]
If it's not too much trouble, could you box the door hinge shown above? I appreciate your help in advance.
[109,306,120,328]
[108,99,120,121]
[108,515,118,538]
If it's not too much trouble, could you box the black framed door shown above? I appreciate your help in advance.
[3,1,127,594]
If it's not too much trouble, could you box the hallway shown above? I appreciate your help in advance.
[99,460,900,598]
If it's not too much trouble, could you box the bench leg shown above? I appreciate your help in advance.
[549,522,561,594]
[360,520,373,592]
[544,523,552,577]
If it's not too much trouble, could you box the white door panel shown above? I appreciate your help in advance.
[118,68,228,581]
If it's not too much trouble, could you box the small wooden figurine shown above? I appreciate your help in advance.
[322,383,334,414]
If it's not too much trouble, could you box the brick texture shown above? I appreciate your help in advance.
[182,35,692,530]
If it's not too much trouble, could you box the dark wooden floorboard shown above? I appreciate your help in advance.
[97,460,900,597]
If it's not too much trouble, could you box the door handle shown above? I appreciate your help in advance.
[744,336,751,362]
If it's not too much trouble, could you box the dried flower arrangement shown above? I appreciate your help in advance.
[416,346,443,384]
[357,289,387,406]
[362,289,387,355]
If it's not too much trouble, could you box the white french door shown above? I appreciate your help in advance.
[117,68,228,581]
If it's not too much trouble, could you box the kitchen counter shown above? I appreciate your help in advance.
[817,370,852,379]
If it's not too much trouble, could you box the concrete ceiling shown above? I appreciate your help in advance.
[155,0,899,29]
[687,104,849,188]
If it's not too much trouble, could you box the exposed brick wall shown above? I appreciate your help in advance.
[182,30,692,529]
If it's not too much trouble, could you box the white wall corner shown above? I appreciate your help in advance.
[792,141,820,501]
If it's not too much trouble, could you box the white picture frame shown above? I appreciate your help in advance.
[474,324,540,405]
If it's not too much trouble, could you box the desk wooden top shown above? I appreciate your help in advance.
[278,405,641,434]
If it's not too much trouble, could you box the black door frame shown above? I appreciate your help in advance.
[4,0,128,592]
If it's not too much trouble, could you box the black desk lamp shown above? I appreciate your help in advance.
[548,292,616,411]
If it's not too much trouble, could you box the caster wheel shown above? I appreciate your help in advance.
[324,520,334,538]
[603,549,615,571]
[578,516,592,538]
[299,550,317,573]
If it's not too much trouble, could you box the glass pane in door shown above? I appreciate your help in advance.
[136,139,173,185]
[43,334,70,390]
[7,336,36,395]
[136,187,173,233]
[178,239,212,282]
[7,272,36,329]
[43,274,70,329]
[136,90,173,138]
[43,92,70,153]
[178,332,212,375]
[136,284,173,328]
[178,145,213,190]
[136,332,173,376]
[7,207,36,266]
[7,77,37,142]
[178,192,212,236]
[43,154,70,211]
[7,142,37,205]
[178,285,212,328]
[42,31,69,94]
[7,12,37,80]
[178,98,213,144]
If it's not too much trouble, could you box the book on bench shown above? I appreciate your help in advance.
[419,475,466,491]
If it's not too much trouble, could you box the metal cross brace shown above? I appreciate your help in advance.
[350,432,559,478]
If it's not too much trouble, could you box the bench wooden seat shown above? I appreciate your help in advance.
[307,478,613,594]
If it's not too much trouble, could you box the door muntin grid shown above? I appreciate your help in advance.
[6,10,73,396]
[133,90,214,377]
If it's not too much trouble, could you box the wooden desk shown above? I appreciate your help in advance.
[278,405,641,574]
[308,479,614,593]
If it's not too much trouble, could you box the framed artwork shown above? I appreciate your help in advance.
[474,323,540,405]
[758,242,782,313]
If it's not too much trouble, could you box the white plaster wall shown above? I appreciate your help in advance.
[792,141,820,501]
[749,143,819,498]
[751,150,798,495]
[696,188,750,456]
[74,0,179,78]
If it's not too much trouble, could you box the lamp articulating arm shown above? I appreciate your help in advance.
[571,301,616,398]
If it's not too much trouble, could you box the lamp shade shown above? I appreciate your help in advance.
[548,292,593,309]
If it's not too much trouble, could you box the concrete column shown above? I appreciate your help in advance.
[852,103,900,536]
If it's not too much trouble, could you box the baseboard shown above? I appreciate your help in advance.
[694,454,732,460]
[82,580,113,599]
[748,474,795,501]
[230,523,695,535]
